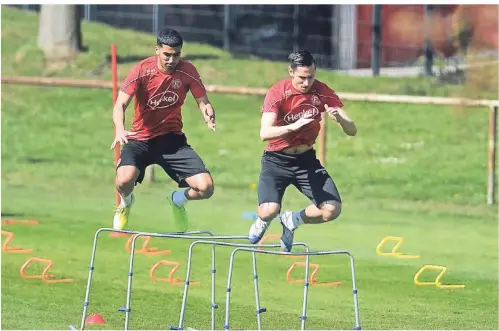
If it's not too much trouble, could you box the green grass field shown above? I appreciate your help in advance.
[1,6,498,330]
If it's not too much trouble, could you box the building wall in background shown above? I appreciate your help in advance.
[356,4,499,69]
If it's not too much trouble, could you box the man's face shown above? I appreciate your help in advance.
[289,65,316,93]
[156,44,182,73]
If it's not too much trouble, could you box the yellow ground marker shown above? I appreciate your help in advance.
[376,236,420,259]
[414,265,465,289]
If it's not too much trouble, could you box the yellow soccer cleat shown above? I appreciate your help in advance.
[167,190,188,232]
[113,194,135,230]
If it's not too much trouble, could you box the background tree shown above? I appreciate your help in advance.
[37,4,84,61]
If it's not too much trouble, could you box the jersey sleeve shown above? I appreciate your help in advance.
[186,65,206,99]
[261,85,283,114]
[321,84,344,109]
[120,63,142,96]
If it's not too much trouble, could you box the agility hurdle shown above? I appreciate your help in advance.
[77,228,216,330]
[171,240,360,331]
[126,233,311,331]
[76,229,352,330]
[220,246,361,330]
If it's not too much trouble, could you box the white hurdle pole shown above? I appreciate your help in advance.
[77,228,215,330]
[224,247,361,331]
[173,240,312,330]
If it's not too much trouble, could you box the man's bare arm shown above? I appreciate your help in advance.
[110,91,136,149]
[324,104,357,136]
[195,94,216,132]
[259,112,313,141]
[112,91,133,131]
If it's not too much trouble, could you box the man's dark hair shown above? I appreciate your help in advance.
[288,50,316,69]
[157,28,183,48]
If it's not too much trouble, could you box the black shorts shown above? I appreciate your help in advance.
[116,133,209,187]
[257,149,341,207]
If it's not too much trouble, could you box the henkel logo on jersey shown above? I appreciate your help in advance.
[283,103,319,124]
[147,91,179,109]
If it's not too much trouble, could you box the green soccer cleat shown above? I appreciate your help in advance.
[113,194,135,230]
[167,190,189,232]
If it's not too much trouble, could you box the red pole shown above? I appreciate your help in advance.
[487,106,497,205]
[318,113,326,167]
[111,44,120,207]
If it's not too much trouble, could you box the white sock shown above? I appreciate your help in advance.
[172,189,188,207]
[120,194,132,207]
[292,211,304,227]
[255,217,268,227]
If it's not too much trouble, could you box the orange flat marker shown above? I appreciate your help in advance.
[150,260,199,286]
[1,230,33,253]
[287,261,341,287]
[20,257,73,283]
[126,234,171,256]
[1,219,39,226]
[309,264,342,287]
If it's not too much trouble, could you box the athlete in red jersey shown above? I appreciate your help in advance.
[248,50,357,252]
[110,28,216,232]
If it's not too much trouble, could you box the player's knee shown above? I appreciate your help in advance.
[194,178,214,198]
[320,201,341,222]
[200,183,214,198]
[116,170,136,191]
[258,203,280,222]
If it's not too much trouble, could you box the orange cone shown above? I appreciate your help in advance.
[85,313,106,325]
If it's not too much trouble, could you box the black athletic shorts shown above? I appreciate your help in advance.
[116,133,209,188]
[257,149,341,207]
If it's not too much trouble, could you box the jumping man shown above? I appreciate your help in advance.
[111,28,216,232]
[248,50,357,252]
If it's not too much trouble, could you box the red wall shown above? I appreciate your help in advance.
[356,5,498,69]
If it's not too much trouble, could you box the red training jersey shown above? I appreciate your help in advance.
[120,57,206,140]
[261,78,344,152]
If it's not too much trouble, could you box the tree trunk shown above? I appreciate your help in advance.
[37,5,81,61]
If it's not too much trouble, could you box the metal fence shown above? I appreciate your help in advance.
[84,5,345,69]
[11,4,378,71]
[12,4,499,75]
